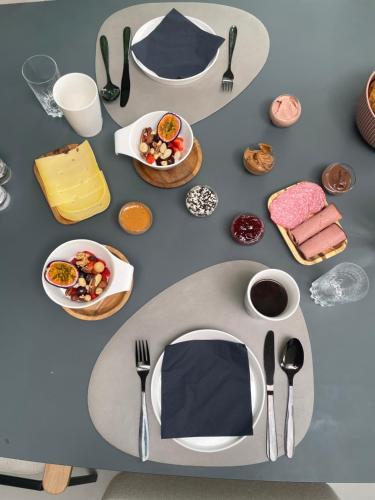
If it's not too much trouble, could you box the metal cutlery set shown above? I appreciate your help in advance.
[264,331,304,461]
[99,27,131,106]
[136,334,304,463]
[99,23,239,106]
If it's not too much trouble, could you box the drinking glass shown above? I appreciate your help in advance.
[53,73,103,137]
[0,158,11,185]
[0,186,10,211]
[310,262,369,307]
[22,55,63,117]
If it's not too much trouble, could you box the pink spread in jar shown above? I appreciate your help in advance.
[270,95,301,127]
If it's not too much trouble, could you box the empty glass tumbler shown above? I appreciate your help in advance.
[0,186,10,211]
[0,158,11,185]
[22,55,63,117]
[310,262,369,307]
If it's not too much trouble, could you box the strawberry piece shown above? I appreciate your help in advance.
[146,153,154,164]
[102,268,110,281]
[170,137,184,152]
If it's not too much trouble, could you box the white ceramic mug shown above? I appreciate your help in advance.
[244,269,300,321]
[114,110,194,170]
[53,73,103,137]
[42,239,134,309]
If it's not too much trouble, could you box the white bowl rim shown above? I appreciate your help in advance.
[42,239,113,309]
[122,110,194,170]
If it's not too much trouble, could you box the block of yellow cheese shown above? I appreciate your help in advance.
[35,141,111,222]
[46,171,104,207]
[58,186,111,222]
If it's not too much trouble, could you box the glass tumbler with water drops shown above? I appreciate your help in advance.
[0,158,11,185]
[0,186,10,211]
[22,55,63,118]
[310,262,369,307]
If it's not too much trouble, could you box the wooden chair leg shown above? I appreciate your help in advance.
[42,464,72,495]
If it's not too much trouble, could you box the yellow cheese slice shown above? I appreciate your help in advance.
[58,185,111,222]
[57,171,107,212]
[47,171,104,207]
[35,141,99,190]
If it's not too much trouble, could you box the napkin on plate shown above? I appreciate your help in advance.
[161,340,253,439]
[131,9,225,80]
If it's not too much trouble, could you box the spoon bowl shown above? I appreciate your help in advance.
[280,338,304,383]
[100,83,120,102]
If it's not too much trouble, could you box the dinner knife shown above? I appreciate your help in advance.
[264,330,278,462]
[120,27,131,108]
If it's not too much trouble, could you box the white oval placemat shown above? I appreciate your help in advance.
[95,3,270,126]
[88,260,314,466]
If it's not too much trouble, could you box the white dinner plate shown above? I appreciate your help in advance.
[151,329,265,453]
[131,16,220,86]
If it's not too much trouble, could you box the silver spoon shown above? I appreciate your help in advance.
[99,35,120,102]
[280,338,304,458]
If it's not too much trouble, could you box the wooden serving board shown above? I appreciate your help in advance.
[63,246,133,321]
[268,183,347,265]
[34,144,79,225]
[132,139,202,188]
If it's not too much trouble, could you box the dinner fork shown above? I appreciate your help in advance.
[221,25,238,91]
[135,340,150,462]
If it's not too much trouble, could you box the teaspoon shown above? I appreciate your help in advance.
[99,35,120,102]
[280,338,304,458]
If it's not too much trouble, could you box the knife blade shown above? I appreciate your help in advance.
[264,330,275,386]
[264,330,278,462]
[120,27,131,108]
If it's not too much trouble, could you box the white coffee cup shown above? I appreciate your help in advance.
[53,73,103,137]
[42,239,134,309]
[244,269,300,321]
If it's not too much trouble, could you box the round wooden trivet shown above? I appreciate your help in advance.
[132,138,203,189]
[63,245,133,321]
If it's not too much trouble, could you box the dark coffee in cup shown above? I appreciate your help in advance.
[250,279,288,317]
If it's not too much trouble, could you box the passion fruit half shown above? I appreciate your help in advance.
[45,260,79,288]
[157,113,181,143]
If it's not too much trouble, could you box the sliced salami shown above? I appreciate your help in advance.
[269,182,326,229]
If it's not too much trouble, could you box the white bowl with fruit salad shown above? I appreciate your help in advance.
[42,239,134,309]
[114,111,194,170]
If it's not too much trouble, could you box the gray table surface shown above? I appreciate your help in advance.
[0,0,374,483]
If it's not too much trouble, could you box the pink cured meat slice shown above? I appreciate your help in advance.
[269,182,326,229]
[290,204,342,245]
[298,224,346,260]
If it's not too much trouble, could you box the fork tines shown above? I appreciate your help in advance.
[135,340,150,368]
[221,78,233,92]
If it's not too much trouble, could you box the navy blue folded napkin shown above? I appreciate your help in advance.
[131,9,225,79]
[161,340,253,439]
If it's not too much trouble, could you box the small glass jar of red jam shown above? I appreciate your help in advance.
[231,214,265,245]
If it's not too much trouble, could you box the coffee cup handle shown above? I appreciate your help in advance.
[108,256,134,295]
[114,125,134,157]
